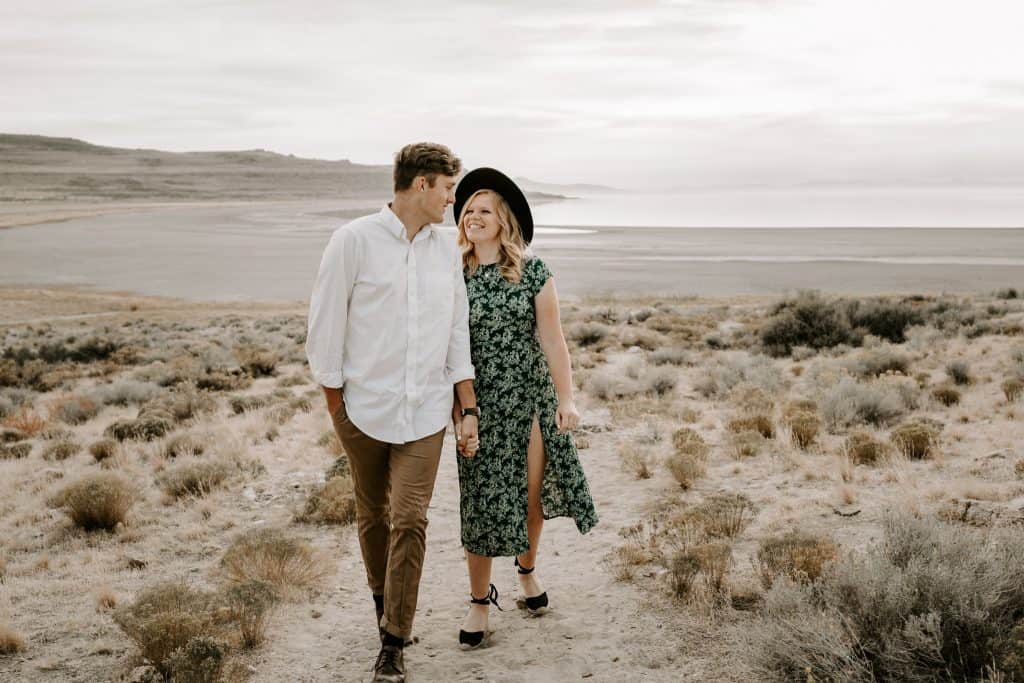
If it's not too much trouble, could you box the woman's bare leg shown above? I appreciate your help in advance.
[462,551,493,632]
[516,416,546,597]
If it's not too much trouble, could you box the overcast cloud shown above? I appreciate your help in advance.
[2,0,1022,188]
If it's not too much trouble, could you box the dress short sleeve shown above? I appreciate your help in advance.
[526,257,552,297]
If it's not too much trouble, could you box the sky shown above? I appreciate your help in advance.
[2,0,1023,189]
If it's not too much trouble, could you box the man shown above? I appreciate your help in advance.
[305,142,479,683]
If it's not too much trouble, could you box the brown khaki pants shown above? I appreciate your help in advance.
[331,401,444,639]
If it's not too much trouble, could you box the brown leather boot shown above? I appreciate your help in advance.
[371,644,405,683]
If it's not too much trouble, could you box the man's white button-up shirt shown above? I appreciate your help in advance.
[305,205,474,444]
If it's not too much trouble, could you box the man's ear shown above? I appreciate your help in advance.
[416,176,426,192]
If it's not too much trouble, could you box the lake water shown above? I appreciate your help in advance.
[1,189,1022,301]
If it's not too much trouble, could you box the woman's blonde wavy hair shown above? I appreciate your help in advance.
[457,189,527,283]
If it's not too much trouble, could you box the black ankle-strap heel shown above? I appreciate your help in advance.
[515,558,549,614]
[458,583,502,649]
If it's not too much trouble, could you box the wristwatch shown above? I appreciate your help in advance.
[460,407,481,419]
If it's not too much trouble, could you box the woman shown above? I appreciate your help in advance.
[451,168,598,649]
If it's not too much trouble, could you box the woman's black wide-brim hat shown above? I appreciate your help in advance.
[454,167,534,245]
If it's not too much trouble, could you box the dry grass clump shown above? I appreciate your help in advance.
[88,438,119,463]
[618,444,652,480]
[668,541,734,601]
[90,379,162,407]
[158,459,233,498]
[567,321,611,347]
[0,441,31,460]
[585,372,642,401]
[49,473,135,531]
[229,395,269,414]
[946,359,972,385]
[756,531,838,588]
[0,622,27,655]
[641,367,678,397]
[162,432,208,459]
[742,513,1024,682]
[1003,377,1023,402]
[726,413,774,439]
[667,551,701,598]
[296,476,357,525]
[931,385,961,406]
[606,522,662,582]
[671,427,709,458]
[50,394,101,424]
[143,386,217,422]
[727,430,765,459]
[112,581,223,677]
[104,414,173,442]
[677,493,756,539]
[785,410,820,449]
[41,437,82,461]
[1,406,48,437]
[820,377,905,430]
[666,452,705,489]
[694,352,786,400]
[165,636,226,683]
[890,420,940,460]
[845,347,911,378]
[224,580,278,649]
[648,347,690,366]
[220,528,328,594]
[235,345,280,377]
[842,430,889,465]
[730,383,775,414]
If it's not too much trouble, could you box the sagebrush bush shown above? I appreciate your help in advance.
[727,430,765,459]
[785,411,820,449]
[41,438,82,461]
[845,347,911,378]
[891,420,940,459]
[296,476,357,525]
[761,292,853,357]
[229,395,268,414]
[0,442,31,460]
[679,493,756,539]
[49,473,134,531]
[618,445,651,480]
[1002,377,1022,402]
[730,383,776,414]
[50,394,101,424]
[113,581,222,677]
[88,438,118,462]
[648,347,689,366]
[104,415,173,442]
[586,372,641,401]
[166,636,226,683]
[742,513,1024,682]
[726,413,774,439]
[162,432,207,459]
[846,298,924,343]
[235,346,279,377]
[820,378,905,430]
[158,459,233,498]
[91,380,161,407]
[931,385,961,406]
[642,367,677,397]
[0,622,26,655]
[667,551,701,598]
[756,532,838,588]
[567,322,611,347]
[694,353,786,399]
[224,580,277,649]
[842,431,888,465]
[671,427,708,458]
[221,528,327,594]
[946,360,972,385]
[666,453,705,490]
[693,541,733,595]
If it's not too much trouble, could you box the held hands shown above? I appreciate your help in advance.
[457,415,480,458]
[555,401,580,432]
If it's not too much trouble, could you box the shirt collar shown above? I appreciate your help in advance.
[380,204,436,243]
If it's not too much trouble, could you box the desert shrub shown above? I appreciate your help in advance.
[649,347,689,366]
[224,580,277,649]
[667,551,701,598]
[946,360,972,385]
[995,287,1019,300]
[731,384,776,414]
[296,477,357,525]
[91,380,161,407]
[235,346,279,377]
[586,372,641,401]
[820,378,905,430]
[567,322,611,347]
[289,396,313,412]
[276,374,306,387]
[104,415,173,442]
[693,541,733,594]
[0,395,12,420]
[2,406,48,437]
[220,528,327,594]
[195,370,249,391]
[694,353,786,399]
[0,427,23,442]
[144,386,216,422]
[845,347,910,378]
[36,336,120,364]
[88,438,119,463]
[50,394,101,424]
[1004,377,1024,402]
[756,532,838,588]
[785,411,820,449]
[890,420,940,460]
[727,430,765,459]
[618,445,651,480]
[671,427,708,458]
[743,514,1024,682]
[113,581,222,677]
[324,454,349,479]
[158,459,233,498]
[41,438,82,461]
[931,385,961,406]
[847,299,924,343]
[842,431,888,465]
[49,473,134,531]
[690,493,755,539]
[726,413,774,439]
[166,636,226,683]
[163,432,207,459]
[0,623,26,655]
[761,292,853,357]
[0,441,31,460]
[642,367,677,397]
[229,395,268,414]
[666,453,705,489]
[266,403,297,426]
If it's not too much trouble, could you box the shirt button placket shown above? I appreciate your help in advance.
[405,240,418,441]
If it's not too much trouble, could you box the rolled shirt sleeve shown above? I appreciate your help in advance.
[445,250,475,384]
[305,227,358,388]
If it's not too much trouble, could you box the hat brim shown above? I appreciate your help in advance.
[454,167,534,245]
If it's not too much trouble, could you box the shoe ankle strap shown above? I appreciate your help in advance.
[515,557,535,575]
[469,583,504,611]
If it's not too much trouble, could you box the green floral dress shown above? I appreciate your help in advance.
[457,256,598,557]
